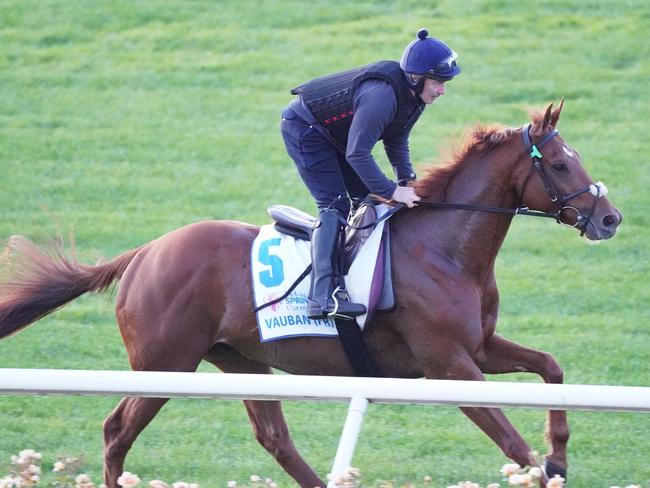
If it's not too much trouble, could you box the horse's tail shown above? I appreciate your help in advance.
[0,235,145,339]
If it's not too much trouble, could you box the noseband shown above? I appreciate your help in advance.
[520,124,608,236]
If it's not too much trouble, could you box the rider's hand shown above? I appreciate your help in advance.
[391,185,420,208]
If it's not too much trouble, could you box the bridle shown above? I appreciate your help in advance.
[520,123,608,236]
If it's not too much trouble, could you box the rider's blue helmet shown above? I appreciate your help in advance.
[400,28,460,82]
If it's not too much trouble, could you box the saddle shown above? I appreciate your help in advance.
[268,202,381,266]
[266,202,394,313]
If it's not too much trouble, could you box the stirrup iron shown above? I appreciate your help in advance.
[327,286,365,320]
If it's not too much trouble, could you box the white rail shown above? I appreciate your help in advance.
[2,369,649,486]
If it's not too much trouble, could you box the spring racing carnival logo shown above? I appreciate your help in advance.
[261,292,335,330]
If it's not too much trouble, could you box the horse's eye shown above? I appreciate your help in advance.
[552,162,568,172]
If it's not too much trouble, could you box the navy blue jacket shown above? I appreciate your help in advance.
[290,61,424,198]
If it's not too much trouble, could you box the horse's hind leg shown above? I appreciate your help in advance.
[476,334,568,479]
[204,344,325,488]
[103,345,204,487]
[103,397,168,486]
[104,317,207,486]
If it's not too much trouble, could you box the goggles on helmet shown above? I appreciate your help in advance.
[424,51,458,81]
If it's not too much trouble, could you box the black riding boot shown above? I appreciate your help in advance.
[306,209,367,320]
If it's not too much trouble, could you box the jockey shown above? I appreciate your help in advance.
[281,28,461,320]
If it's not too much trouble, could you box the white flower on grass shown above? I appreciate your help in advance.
[517,474,534,487]
[461,482,480,488]
[546,475,565,488]
[487,484,501,488]
[172,483,198,488]
[19,450,41,462]
[14,450,41,469]
[149,481,170,488]
[76,473,96,488]
[624,485,641,488]
[226,482,237,488]
[250,475,261,482]
[117,472,141,488]
[53,461,66,472]
[500,464,521,477]
[0,476,18,488]
[268,483,277,488]
[528,467,543,479]
[508,473,535,487]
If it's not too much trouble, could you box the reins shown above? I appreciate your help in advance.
[413,200,559,220]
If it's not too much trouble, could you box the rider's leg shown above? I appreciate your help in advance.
[280,108,366,319]
[306,208,366,319]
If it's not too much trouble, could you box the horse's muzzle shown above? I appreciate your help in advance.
[583,207,623,241]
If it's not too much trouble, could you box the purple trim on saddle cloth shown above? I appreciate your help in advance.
[368,239,385,314]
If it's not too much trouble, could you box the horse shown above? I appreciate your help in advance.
[0,102,622,487]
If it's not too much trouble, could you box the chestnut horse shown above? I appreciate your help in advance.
[0,102,622,487]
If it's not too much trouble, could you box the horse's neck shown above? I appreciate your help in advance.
[400,147,519,279]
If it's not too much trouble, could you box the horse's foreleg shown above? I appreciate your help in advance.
[434,355,540,472]
[103,397,169,488]
[205,345,325,488]
[475,334,568,479]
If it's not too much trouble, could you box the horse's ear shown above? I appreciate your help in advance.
[550,98,564,128]
[532,103,554,137]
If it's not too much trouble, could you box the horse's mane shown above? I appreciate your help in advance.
[414,123,517,200]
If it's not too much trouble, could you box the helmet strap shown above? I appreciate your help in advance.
[405,73,426,96]
[413,76,426,96]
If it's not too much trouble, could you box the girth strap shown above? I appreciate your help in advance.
[334,317,381,377]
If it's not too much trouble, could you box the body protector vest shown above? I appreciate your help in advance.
[291,61,424,148]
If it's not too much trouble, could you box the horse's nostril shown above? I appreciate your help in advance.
[602,214,618,228]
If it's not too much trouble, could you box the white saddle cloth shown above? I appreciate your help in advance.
[250,206,389,342]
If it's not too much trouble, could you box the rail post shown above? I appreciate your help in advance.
[327,396,369,488]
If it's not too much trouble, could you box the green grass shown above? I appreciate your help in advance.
[1,0,649,486]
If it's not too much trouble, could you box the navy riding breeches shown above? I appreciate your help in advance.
[281,106,370,218]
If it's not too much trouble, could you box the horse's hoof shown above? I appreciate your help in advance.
[544,458,567,482]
